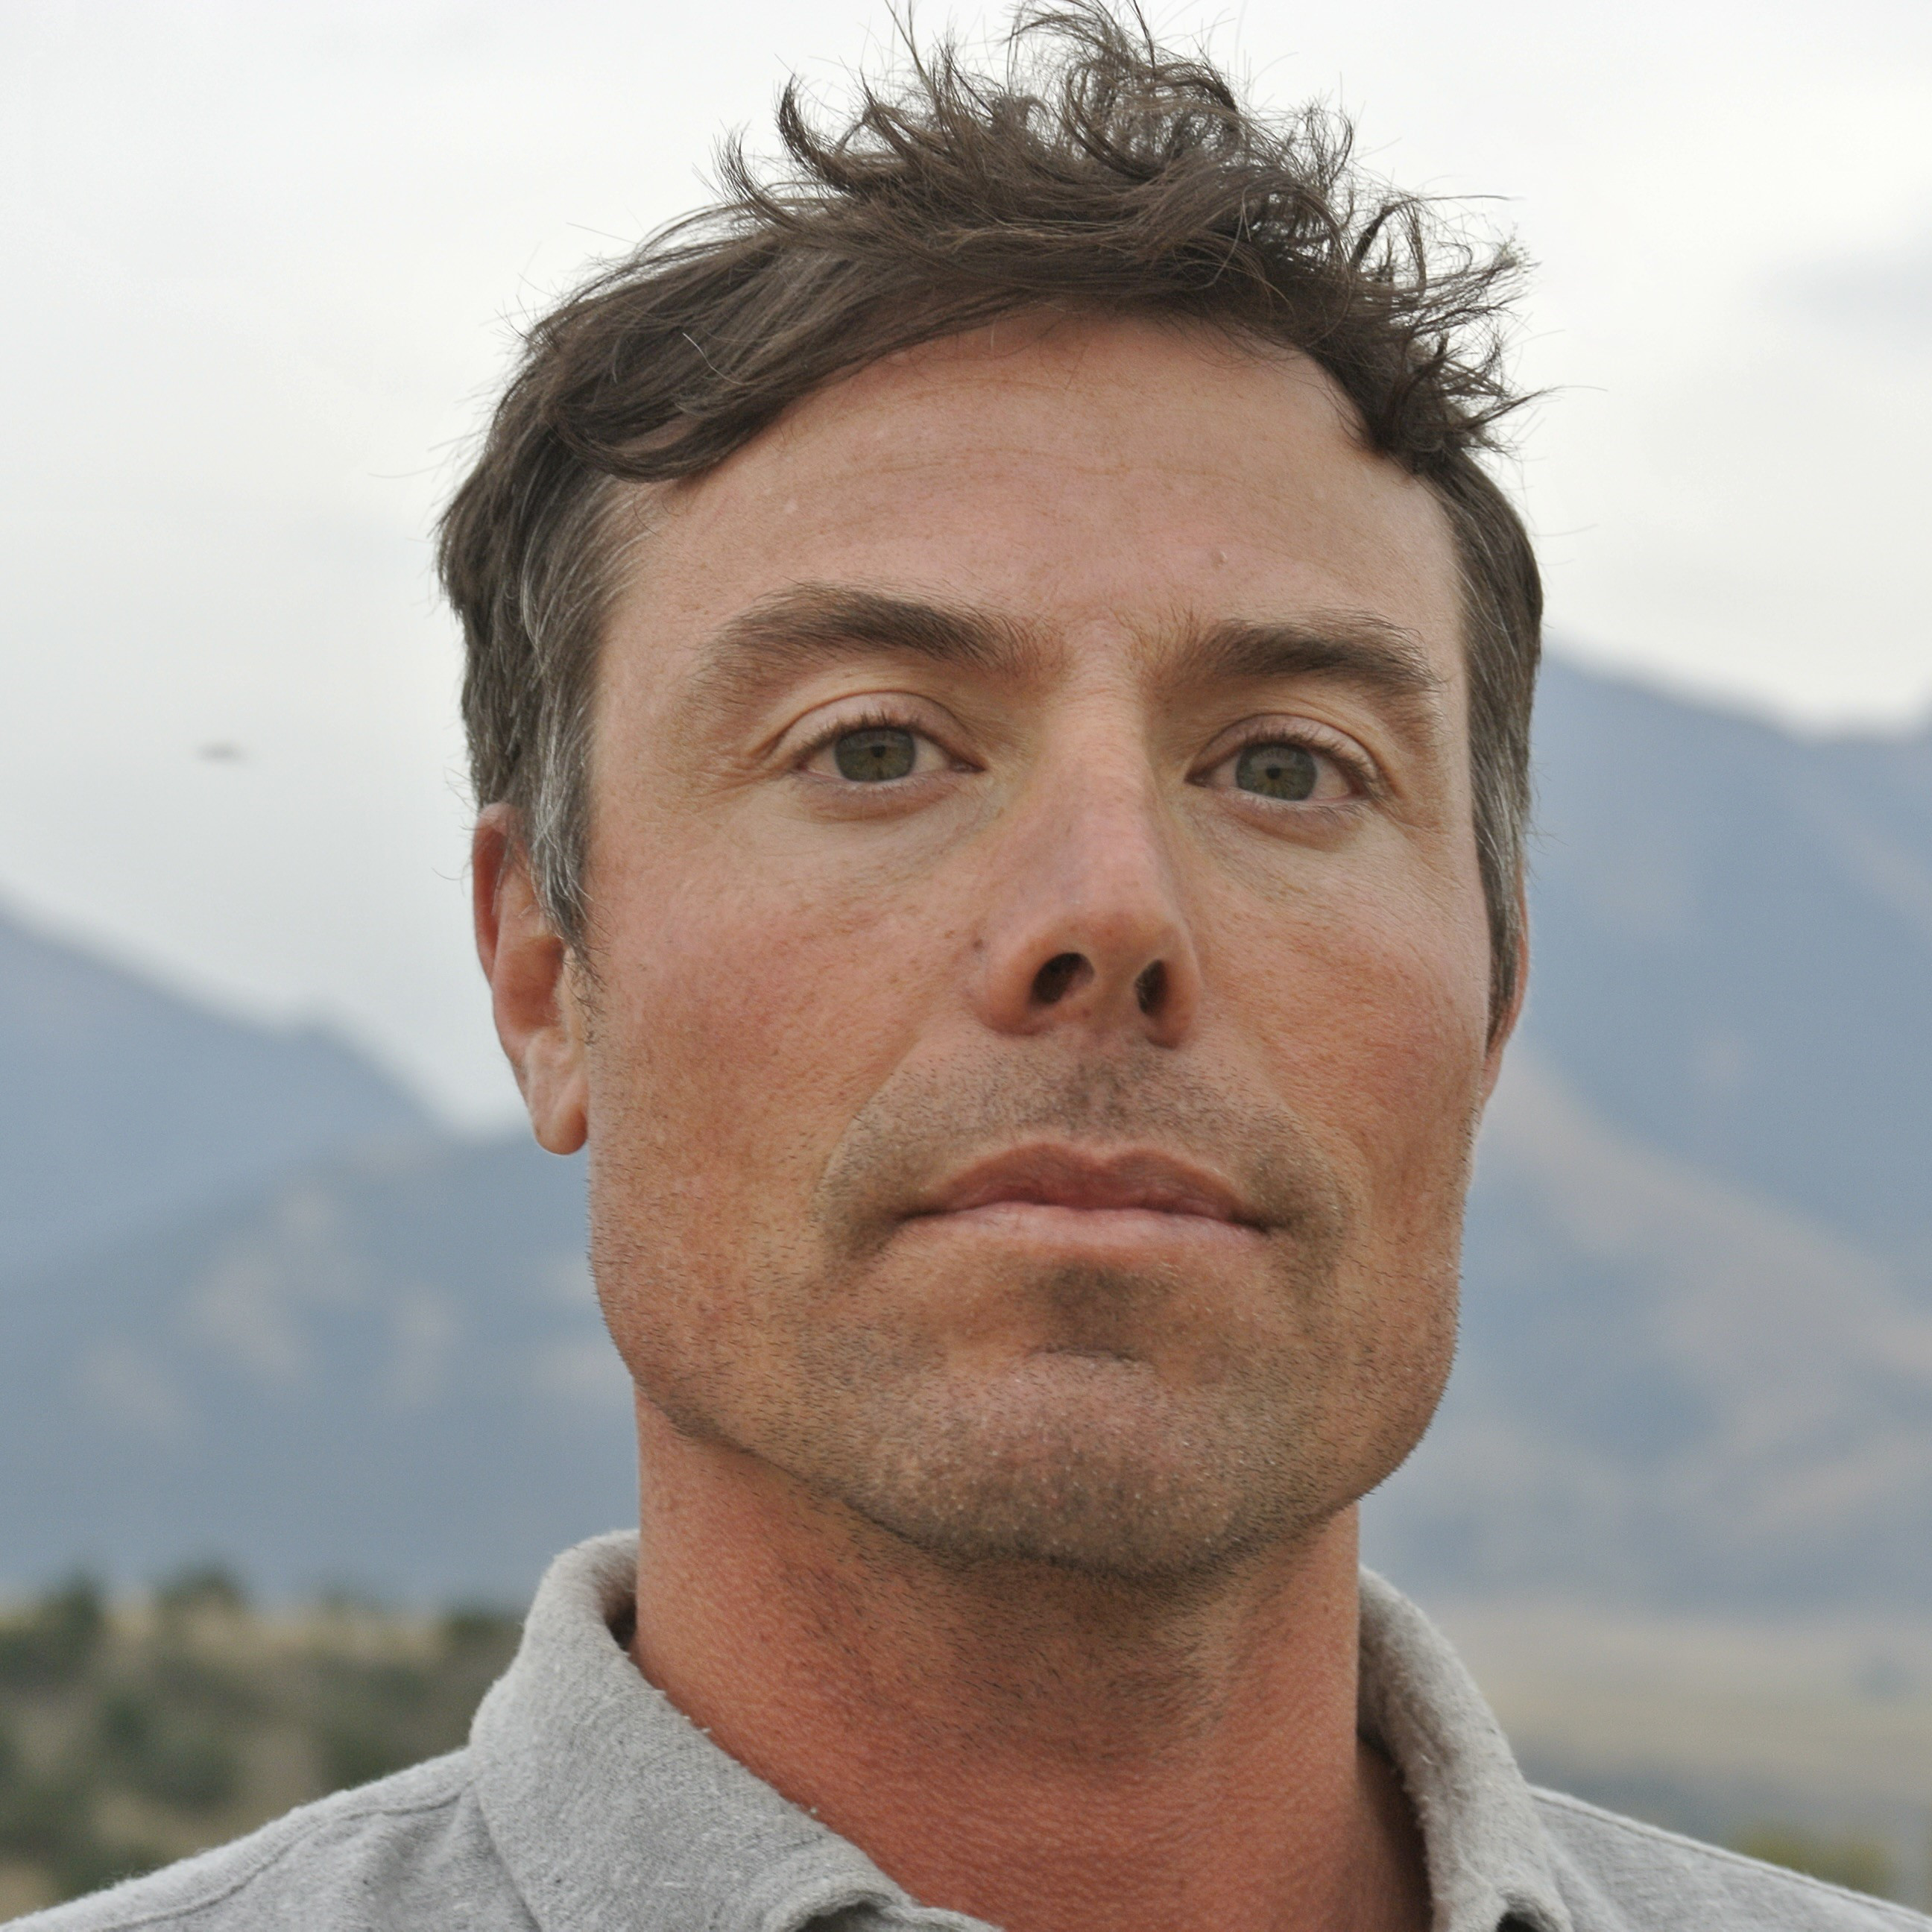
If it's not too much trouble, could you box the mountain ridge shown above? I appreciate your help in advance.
[1521,660,1932,1272]
[0,900,431,1284]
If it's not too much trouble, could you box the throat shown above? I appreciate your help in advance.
[629,1424,1424,1932]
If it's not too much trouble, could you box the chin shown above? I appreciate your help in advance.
[817,1351,1357,1582]
[622,1240,1456,1585]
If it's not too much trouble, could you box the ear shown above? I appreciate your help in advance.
[1479,880,1530,1105]
[473,804,589,1155]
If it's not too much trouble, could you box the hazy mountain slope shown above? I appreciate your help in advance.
[1365,1052,1932,1606]
[1524,662,1932,1269]
[0,1133,628,1601]
[0,903,430,1283]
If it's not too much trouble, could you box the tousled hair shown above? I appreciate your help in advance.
[439,4,1541,1026]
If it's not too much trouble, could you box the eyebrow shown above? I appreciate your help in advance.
[1159,613,1446,719]
[678,581,1446,733]
[680,583,1038,726]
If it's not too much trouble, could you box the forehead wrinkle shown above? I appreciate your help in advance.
[675,582,1049,731]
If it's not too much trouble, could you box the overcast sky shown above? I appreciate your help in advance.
[3,0,1928,1125]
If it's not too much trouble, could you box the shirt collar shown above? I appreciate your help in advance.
[471,1531,978,1932]
[473,1532,1570,1932]
[1358,1569,1571,1932]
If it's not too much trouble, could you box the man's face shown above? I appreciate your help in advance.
[573,314,1502,1579]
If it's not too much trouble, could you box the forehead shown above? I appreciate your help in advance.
[606,312,1462,695]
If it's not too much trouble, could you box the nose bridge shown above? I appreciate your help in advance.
[1041,734,1176,923]
[972,708,1202,1041]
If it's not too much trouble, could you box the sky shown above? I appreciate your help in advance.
[3,0,1928,1126]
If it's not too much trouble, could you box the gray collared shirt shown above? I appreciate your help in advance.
[13,1531,1925,1932]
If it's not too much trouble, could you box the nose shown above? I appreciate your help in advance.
[970,755,1203,1047]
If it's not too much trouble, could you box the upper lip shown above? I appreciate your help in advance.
[918,1145,1263,1226]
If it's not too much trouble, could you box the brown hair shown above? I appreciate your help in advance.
[439,4,1541,1025]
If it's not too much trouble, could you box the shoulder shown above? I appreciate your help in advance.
[5,1753,533,1932]
[1533,1787,1931,1932]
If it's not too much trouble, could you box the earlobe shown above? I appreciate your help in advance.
[472,806,590,1155]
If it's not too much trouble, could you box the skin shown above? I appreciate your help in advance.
[476,312,1521,1932]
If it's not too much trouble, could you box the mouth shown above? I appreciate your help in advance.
[912,1144,1266,1233]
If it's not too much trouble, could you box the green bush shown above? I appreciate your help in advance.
[1733,1823,1897,1900]
[438,1606,523,1658]
[154,1566,247,1622]
[313,1656,440,1790]
[95,1690,240,1812]
[0,1578,107,1690]
[0,1764,94,1866]
[0,1575,523,1903]
[45,1834,166,1904]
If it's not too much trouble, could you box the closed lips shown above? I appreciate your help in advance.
[917,1147,1263,1225]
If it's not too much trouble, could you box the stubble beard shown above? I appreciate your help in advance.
[787,1296,1374,1582]
[597,1049,1465,1588]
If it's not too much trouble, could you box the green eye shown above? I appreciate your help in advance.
[833,725,918,782]
[1235,742,1319,801]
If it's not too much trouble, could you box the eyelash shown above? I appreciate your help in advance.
[1199,722,1379,800]
[795,704,960,774]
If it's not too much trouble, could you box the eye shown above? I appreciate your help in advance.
[1236,742,1319,801]
[1206,735,1357,804]
[834,725,916,782]
[804,722,950,784]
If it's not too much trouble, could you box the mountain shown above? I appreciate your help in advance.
[1519,662,1932,1275]
[0,1133,627,1602]
[1364,1050,1932,1606]
[0,905,430,1284]
[4,656,1932,1608]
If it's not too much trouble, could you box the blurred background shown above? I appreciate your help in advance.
[2,0,1930,1913]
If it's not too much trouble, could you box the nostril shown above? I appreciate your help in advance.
[1032,952,1091,1006]
[1135,962,1166,1014]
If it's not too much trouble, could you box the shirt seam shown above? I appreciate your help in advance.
[1531,1786,1930,1924]
[58,1784,470,1931]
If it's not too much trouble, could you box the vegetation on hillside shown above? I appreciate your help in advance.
[1731,1824,1898,1902]
[0,1570,519,1917]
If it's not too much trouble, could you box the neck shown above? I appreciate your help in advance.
[628,1400,1428,1932]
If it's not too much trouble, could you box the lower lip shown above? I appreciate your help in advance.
[910,1202,1263,1254]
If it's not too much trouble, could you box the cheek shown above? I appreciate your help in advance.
[582,834,967,1399]
[1208,864,1491,1190]
[584,837,956,1226]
